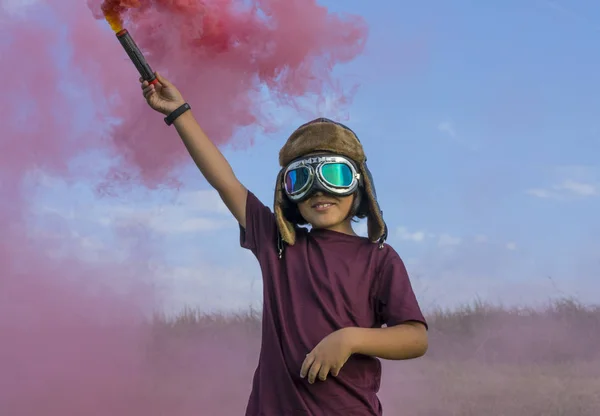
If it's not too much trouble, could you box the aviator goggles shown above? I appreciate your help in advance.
[283,154,362,203]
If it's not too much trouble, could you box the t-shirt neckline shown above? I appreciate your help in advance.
[308,227,368,242]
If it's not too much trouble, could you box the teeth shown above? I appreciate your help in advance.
[314,203,332,208]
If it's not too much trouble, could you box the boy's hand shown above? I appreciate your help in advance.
[140,72,186,116]
[300,327,357,384]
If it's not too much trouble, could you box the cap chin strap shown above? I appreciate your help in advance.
[277,232,284,259]
[378,222,388,249]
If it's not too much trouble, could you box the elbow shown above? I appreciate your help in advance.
[406,322,429,359]
[415,335,428,358]
[384,322,429,360]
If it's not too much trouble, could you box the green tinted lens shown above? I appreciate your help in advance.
[321,163,353,187]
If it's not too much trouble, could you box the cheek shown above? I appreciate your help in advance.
[297,203,311,217]
[336,199,354,217]
[342,196,355,209]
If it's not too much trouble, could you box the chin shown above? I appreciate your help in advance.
[306,214,344,229]
[299,201,350,229]
[309,219,337,229]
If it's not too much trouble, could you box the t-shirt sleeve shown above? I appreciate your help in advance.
[239,190,278,256]
[375,249,428,330]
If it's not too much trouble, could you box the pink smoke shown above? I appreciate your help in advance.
[0,0,367,414]
[88,0,368,188]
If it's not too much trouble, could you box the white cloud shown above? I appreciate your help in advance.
[157,258,263,314]
[555,180,597,196]
[436,119,479,150]
[526,188,554,198]
[397,226,426,242]
[474,234,489,243]
[437,233,461,247]
[177,190,231,214]
[1,0,38,14]
[36,188,235,235]
[394,227,468,247]
[28,228,109,262]
[26,216,263,315]
[99,190,235,234]
[506,242,517,251]
[369,227,600,311]
[438,120,456,138]
[526,179,597,199]
[143,216,232,234]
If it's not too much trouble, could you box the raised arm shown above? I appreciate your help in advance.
[140,72,248,228]
[172,111,248,227]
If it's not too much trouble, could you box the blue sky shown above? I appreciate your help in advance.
[8,0,600,313]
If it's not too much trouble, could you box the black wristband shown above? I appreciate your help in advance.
[164,103,191,126]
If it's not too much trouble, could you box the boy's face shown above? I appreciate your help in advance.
[297,191,355,231]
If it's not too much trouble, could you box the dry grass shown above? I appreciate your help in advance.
[144,297,600,415]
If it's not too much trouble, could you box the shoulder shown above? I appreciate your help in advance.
[240,190,278,254]
[247,190,273,212]
[367,240,401,260]
[373,242,407,273]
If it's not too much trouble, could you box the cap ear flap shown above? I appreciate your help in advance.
[274,168,297,245]
[360,162,387,244]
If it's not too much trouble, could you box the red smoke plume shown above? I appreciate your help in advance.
[0,0,367,414]
[89,0,368,188]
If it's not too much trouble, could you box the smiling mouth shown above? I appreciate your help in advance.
[311,201,336,209]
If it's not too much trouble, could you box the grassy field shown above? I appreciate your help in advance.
[143,298,600,415]
[3,298,599,415]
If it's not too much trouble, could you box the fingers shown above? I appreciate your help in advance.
[300,354,315,380]
[307,361,322,384]
[142,83,155,99]
[317,364,331,382]
[140,76,160,89]
[155,71,169,86]
[301,353,331,384]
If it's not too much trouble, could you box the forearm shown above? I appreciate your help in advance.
[347,323,428,360]
[171,109,248,226]
[173,110,239,191]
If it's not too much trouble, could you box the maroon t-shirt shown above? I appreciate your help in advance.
[240,191,427,416]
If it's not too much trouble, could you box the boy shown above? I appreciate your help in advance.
[141,73,428,416]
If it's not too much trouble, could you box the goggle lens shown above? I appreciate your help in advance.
[285,167,310,194]
[321,163,353,187]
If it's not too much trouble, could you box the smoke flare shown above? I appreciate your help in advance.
[100,0,136,32]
